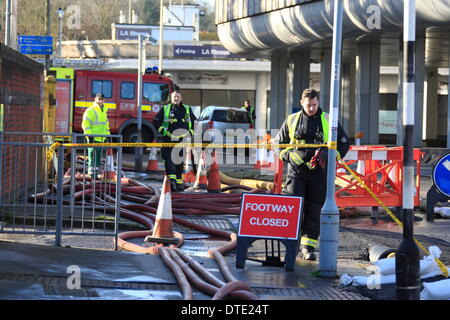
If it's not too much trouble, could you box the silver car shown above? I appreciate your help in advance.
[197,106,254,147]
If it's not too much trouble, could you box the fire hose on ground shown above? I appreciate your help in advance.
[30,170,261,300]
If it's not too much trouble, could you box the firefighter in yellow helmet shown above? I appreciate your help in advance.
[82,93,110,179]
[274,88,350,261]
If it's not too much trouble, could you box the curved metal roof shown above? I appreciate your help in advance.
[217,0,450,67]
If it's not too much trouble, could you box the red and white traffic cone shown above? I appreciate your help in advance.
[146,142,160,172]
[254,143,262,169]
[144,175,179,244]
[193,151,208,190]
[182,146,196,184]
[103,148,116,183]
[207,151,221,193]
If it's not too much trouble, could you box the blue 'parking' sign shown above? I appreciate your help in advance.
[432,152,450,197]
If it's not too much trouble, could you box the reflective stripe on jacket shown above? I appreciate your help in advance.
[82,102,110,142]
[158,104,194,139]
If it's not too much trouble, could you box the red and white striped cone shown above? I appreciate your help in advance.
[144,175,179,244]
[182,146,196,184]
[146,142,160,172]
[193,151,208,189]
[103,148,116,183]
[207,151,221,193]
[254,146,262,169]
[260,148,276,170]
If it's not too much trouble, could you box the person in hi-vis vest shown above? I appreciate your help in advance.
[82,93,110,179]
[153,91,197,192]
[274,88,350,261]
[242,99,256,127]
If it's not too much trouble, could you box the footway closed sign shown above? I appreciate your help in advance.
[238,194,303,240]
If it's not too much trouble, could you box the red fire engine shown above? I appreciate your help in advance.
[52,67,176,143]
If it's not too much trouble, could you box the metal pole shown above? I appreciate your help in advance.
[45,0,51,70]
[5,0,12,46]
[395,0,420,300]
[447,47,450,148]
[128,0,132,24]
[135,34,144,172]
[159,0,164,74]
[55,146,64,246]
[114,146,122,251]
[58,17,63,59]
[318,0,343,278]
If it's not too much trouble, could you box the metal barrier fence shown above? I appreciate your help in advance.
[0,132,122,248]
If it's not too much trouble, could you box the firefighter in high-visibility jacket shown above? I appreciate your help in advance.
[274,88,350,261]
[82,93,110,179]
[153,91,196,192]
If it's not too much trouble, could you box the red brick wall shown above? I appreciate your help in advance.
[0,44,44,202]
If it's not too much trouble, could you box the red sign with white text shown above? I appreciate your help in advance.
[238,194,303,240]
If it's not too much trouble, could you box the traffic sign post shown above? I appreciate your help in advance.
[236,193,303,271]
[18,35,53,56]
[426,152,450,222]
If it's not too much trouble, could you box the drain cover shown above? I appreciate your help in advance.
[43,284,99,297]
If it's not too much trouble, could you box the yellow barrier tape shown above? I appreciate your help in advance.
[46,142,61,162]
[45,141,328,170]
[61,142,328,149]
[337,154,449,278]
[328,141,337,150]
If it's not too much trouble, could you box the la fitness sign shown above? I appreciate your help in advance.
[238,194,303,240]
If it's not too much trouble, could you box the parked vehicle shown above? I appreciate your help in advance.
[197,106,254,150]
[51,67,177,144]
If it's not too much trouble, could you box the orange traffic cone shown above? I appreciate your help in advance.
[193,150,208,189]
[144,175,179,244]
[103,148,116,183]
[254,139,262,169]
[207,151,221,193]
[146,142,160,171]
[272,158,284,194]
[182,146,196,184]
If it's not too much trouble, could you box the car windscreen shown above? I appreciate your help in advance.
[211,110,250,123]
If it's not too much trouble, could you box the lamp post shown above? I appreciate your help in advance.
[134,34,150,173]
[159,0,164,74]
[318,0,344,278]
[56,8,64,59]
[5,0,12,46]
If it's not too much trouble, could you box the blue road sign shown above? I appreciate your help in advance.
[18,35,53,45]
[432,152,450,197]
[19,44,53,55]
[173,45,241,58]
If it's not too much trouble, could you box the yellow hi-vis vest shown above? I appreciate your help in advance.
[158,104,194,139]
[82,102,110,142]
[280,111,329,159]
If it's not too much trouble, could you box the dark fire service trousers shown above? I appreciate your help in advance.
[282,165,327,248]
[160,136,185,186]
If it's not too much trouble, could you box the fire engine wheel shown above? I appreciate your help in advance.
[122,126,153,153]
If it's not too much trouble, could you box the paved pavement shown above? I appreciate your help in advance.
[0,151,449,304]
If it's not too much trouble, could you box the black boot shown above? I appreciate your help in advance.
[170,180,179,192]
[176,182,185,192]
[299,245,317,261]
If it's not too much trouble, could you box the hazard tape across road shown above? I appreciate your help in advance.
[46,142,329,161]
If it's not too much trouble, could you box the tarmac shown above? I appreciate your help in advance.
[0,150,449,305]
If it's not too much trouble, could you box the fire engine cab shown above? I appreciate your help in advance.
[51,67,176,143]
